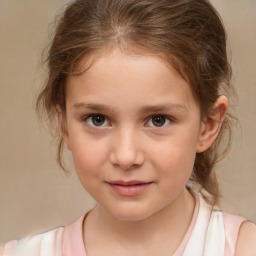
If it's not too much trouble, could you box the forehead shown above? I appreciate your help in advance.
[66,48,198,111]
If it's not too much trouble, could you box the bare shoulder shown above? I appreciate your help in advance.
[0,245,4,255]
[235,221,256,256]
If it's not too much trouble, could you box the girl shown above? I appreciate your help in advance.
[2,0,256,255]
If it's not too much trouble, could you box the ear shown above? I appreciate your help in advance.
[196,95,228,153]
[56,105,71,151]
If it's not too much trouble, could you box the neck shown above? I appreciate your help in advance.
[84,188,195,254]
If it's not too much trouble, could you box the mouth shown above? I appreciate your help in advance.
[106,180,153,196]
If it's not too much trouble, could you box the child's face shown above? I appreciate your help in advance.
[62,48,204,221]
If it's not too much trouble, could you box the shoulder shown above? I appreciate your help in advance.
[1,240,17,256]
[235,221,256,256]
[2,227,64,256]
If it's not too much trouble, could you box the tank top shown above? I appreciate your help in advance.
[2,193,246,256]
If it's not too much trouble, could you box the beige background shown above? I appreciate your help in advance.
[0,0,255,244]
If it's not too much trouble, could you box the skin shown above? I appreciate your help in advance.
[59,48,248,255]
[235,221,256,256]
[1,50,255,256]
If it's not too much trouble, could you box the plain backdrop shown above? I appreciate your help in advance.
[0,0,256,244]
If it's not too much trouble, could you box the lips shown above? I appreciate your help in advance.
[107,180,150,186]
[106,180,153,196]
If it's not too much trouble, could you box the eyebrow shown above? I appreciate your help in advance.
[140,104,188,114]
[72,103,187,113]
[73,103,112,112]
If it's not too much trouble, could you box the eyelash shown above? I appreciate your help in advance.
[83,114,110,127]
[146,115,172,128]
[82,114,173,128]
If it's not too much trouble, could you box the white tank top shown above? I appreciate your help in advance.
[3,194,246,256]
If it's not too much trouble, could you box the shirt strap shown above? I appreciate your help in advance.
[9,227,64,256]
[182,194,225,256]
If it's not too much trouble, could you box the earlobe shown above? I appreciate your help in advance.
[56,105,71,151]
[196,96,228,153]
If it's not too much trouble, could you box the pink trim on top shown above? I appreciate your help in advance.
[223,212,247,255]
[62,214,88,256]
[5,195,247,256]
[173,192,200,255]
[61,194,200,256]
[61,194,247,256]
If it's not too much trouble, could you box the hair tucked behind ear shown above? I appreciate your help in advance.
[37,0,235,204]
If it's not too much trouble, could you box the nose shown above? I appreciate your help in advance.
[110,128,145,170]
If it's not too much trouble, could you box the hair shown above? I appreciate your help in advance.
[37,0,234,204]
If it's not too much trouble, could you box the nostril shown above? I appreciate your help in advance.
[110,150,144,170]
[109,131,145,169]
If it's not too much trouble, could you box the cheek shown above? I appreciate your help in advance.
[70,136,108,177]
[71,144,106,194]
[150,138,197,179]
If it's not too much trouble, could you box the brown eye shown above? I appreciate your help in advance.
[86,115,108,127]
[92,115,105,126]
[147,115,170,127]
[152,116,166,127]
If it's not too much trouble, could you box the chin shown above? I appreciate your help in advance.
[105,204,157,222]
[111,212,150,222]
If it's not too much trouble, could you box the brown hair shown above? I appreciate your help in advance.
[37,0,234,204]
